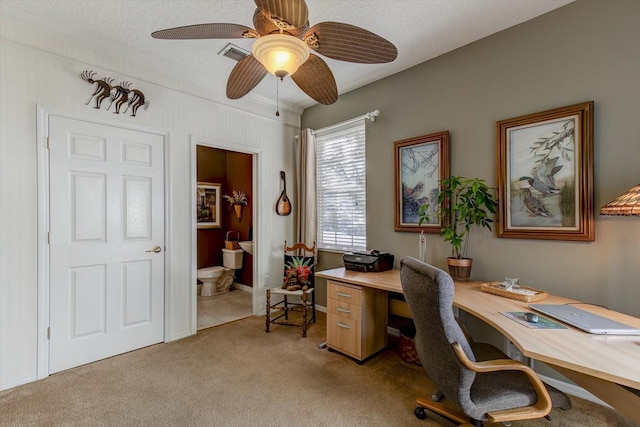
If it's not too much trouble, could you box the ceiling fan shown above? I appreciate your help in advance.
[151,0,397,105]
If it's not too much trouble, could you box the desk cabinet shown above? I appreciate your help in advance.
[326,280,388,362]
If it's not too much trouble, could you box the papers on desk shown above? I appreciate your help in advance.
[508,288,538,296]
[501,312,567,329]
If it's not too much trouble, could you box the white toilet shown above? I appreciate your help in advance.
[197,248,244,297]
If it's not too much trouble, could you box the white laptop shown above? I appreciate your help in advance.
[528,304,640,335]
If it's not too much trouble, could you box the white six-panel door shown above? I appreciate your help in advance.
[48,116,164,374]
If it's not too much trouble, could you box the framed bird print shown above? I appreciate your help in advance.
[496,101,594,241]
[394,131,450,233]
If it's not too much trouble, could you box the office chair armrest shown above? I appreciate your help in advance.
[455,318,473,343]
[451,342,552,423]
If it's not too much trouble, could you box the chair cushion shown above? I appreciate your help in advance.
[283,255,315,288]
[471,342,571,414]
[469,369,539,418]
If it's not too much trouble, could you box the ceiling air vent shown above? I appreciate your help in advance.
[218,43,250,62]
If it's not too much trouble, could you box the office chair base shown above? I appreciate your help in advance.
[415,396,471,425]
[415,398,517,427]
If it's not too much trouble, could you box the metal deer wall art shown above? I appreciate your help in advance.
[80,70,150,117]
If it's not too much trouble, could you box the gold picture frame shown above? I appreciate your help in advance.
[196,182,221,228]
[496,101,594,241]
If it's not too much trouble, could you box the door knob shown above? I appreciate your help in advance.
[146,246,162,253]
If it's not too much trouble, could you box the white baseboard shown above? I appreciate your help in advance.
[231,282,252,293]
[0,373,37,392]
[166,329,193,342]
[388,326,400,337]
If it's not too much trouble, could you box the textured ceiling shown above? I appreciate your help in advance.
[1,0,573,110]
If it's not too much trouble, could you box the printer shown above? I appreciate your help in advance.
[343,250,394,272]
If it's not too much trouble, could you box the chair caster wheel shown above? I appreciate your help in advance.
[414,406,427,420]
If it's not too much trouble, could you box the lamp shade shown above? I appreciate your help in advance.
[599,183,640,216]
[252,34,310,79]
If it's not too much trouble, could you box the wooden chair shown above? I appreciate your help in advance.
[265,241,316,337]
[399,256,571,426]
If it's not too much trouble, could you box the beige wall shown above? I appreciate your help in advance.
[304,0,640,321]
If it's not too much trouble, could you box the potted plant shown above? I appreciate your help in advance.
[419,176,498,281]
[223,190,248,220]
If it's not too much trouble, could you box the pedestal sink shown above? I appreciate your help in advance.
[238,241,253,255]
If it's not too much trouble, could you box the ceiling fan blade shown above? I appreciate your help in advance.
[291,54,338,105]
[254,0,308,31]
[253,9,308,38]
[226,55,269,99]
[152,23,258,39]
[304,22,398,64]
[253,9,278,36]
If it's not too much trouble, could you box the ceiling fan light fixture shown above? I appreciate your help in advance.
[152,0,397,104]
[252,34,309,79]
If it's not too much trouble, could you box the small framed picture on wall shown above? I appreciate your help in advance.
[196,182,221,228]
[394,130,450,233]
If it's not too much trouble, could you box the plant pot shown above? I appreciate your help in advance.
[447,257,473,282]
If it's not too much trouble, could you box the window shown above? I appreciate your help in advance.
[315,120,366,252]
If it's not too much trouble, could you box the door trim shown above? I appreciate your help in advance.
[36,105,171,379]
[190,136,261,334]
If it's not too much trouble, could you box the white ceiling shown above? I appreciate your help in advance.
[1,0,573,110]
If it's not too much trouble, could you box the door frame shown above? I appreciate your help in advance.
[36,106,171,379]
[190,136,261,333]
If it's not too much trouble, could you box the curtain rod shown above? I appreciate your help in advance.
[295,110,380,139]
[312,110,380,135]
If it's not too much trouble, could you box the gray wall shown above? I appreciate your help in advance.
[304,0,640,320]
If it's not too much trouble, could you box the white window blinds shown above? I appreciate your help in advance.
[315,120,366,251]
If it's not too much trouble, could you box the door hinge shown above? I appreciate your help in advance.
[47,232,51,244]
[47,137,51,149]
[47,327,51,340]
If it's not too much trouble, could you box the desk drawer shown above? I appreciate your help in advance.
[327,314,360,358]
[327,281,362,305]
[327,297,361,322]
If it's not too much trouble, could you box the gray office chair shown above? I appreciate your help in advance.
[400,256,571,426]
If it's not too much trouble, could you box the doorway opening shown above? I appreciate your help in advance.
[194,143,256,330]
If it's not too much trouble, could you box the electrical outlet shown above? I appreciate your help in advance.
[504,338,528,364]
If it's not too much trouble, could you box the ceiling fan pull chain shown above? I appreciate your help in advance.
[275,77,280,117]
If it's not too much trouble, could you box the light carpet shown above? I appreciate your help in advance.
[0,313,633,426]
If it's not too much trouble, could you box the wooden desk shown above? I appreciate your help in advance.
[316,267,640,424]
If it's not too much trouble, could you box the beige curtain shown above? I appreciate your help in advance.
[295,129,317,248]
